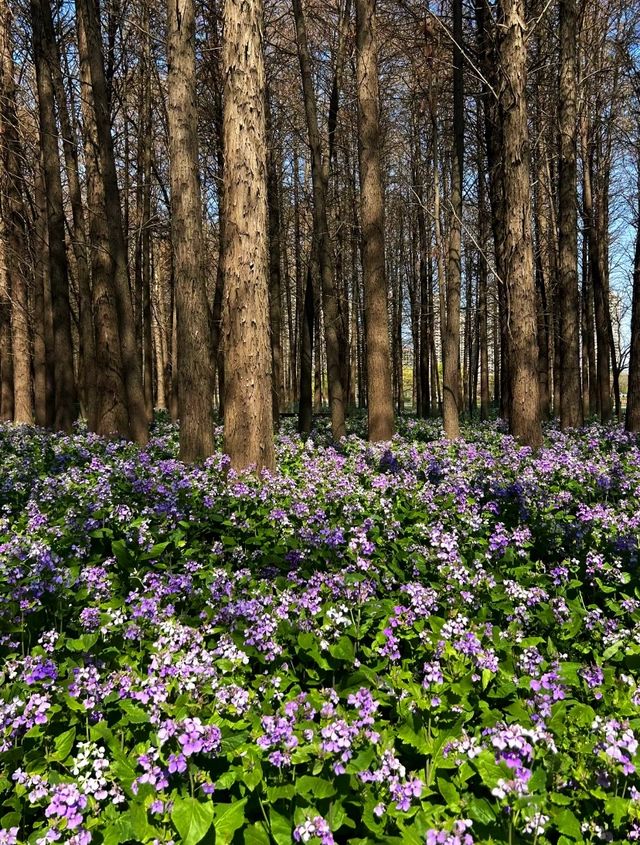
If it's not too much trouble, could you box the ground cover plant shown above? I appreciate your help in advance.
[0,417,639,845]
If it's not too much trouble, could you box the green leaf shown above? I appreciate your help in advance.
[328,636,355,662]
[127,801,151,841]
[213,799,247,845]
[295,776,337,799]
[554,808,583,841]
[466,796,495,825]
[50,727,75,762]
[269,806,292,845]
[171,796,214,845]
[437,778,459,805]
[103,814,134,845]
[119,700,150,724]
[605,795,630,827]
[243,823,270,845]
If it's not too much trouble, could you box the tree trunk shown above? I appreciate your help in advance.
[75,0,148,444]
[77,9,130,438]
[477,107,490,420]
[292,0,346,440]
[39,0,96,425]
[0,0,32,423]
[355,0,393,441]
[496,0,541,448]
[557,0,583,428]
[166,0,215,461]
[443,0,463,438]
[582,128,611,422]
[32,0,77,432]
[221,0,275,471]
[298,260,314,436]
[33,162,49,427]
[267,100,283,429]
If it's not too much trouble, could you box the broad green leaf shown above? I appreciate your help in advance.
[213,799,247,845]
[171,796,214,845]
[50,727,75,762]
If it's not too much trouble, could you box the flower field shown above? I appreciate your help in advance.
[0,418,639,845]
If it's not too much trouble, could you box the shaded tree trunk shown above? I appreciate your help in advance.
[32,0,77,432]
[0,0,31,422]
[292,0,346,440]
[75,0,148,443]
[77,9,129,438]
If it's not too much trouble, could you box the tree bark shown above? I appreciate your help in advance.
[32,0,77,432]
[496,0,541,448]
[39,0,96,425]
[267,98,283,429]
[166,0,215,461]
[558,0,583,428]
[292,0,346,440]
[75,0,148,444]
[76,9,130,438]
[221,0,275,471]
[0,0,32,423]
[443,0,463,438]
[355,0,393,441]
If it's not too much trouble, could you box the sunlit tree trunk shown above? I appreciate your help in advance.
[167,0,215,461]
[222,0,275,471]
[496,0,541,447]
[355,0,393,441]
[443,0,463,438]
[558,0,583,428]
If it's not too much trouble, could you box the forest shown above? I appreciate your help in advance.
[1,0,640,843]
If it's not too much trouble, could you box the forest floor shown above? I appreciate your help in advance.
[0,416,639,845]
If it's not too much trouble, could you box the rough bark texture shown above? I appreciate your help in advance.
[582,136,611,422]
[292,0,346,440]
[355,0,393,441]
[221,0,275,471]
[77,10,129,438]
[75,0,148,444]
[477,127,490,420]
[443,0,463,438]
[266,103,283,429]
[32,0,77,432]
[40,0,95,424]
[0,0,32,423]
[32,163,49,427]
[496,0,542,448]
[298,261,314,436]
[558,0,583,428]
[167,0,215,462]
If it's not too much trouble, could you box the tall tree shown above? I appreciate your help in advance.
[443,0,463,438]
[355,0,394,441]
[32,0,77,432]
[75,0,148,444]
[557,0,583,428]
[495,0,542,447]
[222,0,275,471]
[0,0,32,423]
[292,0,346,440]
[166,0,215,461]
